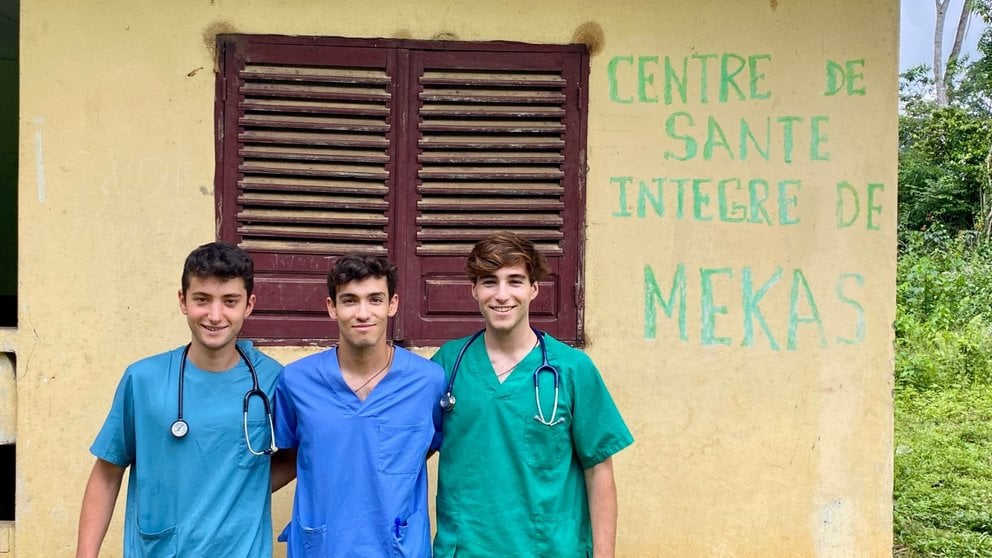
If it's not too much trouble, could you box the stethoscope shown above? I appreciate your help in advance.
[170,343,278,456]
[440,328,565,426]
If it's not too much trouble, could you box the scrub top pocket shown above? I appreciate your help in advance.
[390,508,429,557]
[133,524,178,558]
[302,523,327,554]
[239,418,271,469]
[377,424,426,475]
[524,414,571,471]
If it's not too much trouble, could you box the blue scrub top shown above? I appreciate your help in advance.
[90,340,282,558]
[274,346,445,557]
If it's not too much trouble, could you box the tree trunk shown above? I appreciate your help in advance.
[946,0,974,100]
[949,0,972,62]
[935,0,951,105]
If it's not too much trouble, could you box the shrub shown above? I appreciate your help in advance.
[896,230,992,389]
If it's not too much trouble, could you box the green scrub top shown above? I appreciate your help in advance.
[433,332,634,557]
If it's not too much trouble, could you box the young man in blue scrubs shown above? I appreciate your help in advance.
[432,232,634,557]
[76,242,283,557]
[271,254,445,556]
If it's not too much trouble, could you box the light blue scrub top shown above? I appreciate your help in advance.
[273,346,445,557]
[90,340,282,558]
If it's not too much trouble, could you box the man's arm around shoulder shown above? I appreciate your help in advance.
[585,456,618,558]
[271,448,298,492]
[76,458,126,558]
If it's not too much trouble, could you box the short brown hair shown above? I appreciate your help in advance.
[465,232,550,283]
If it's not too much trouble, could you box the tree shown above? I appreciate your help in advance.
[934,0,986,105]
[899,106,992,235]
[956,26,992,114]
[899,3,992,241]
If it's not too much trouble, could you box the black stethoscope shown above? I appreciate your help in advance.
[170,343,278,456]
[440,328,565,426]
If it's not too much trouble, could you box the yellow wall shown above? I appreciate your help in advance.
[15,1,897,556]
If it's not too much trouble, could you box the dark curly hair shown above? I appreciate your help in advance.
[181,242,254,296]
[327,254,398,300]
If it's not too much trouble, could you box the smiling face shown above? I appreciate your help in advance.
[327,275,398,352]
[179,275,255,360]
[471,263,539,335]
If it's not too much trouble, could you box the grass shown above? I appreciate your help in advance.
[893,384,992,556]
[893,232,992,555]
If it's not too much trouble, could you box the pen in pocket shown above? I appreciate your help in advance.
[394,517,407,537]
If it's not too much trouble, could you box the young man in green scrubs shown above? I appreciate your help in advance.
[432,232,634,557]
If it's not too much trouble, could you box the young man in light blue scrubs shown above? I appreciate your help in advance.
[433,232,634,557]
[271,255,445,556]
[76,242,283,557]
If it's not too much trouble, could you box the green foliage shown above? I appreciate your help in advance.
[895,7,992,557]
[895,231,992,556]
[899,19,992,240]
[956,29,992,116]
[898,107,992,236]
[896,230,992,389]
[900,64,936,118]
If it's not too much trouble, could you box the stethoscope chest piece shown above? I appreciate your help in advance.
[439,393,456,411]
[170,419,189,438]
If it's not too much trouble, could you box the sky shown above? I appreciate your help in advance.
[901,0,985,71]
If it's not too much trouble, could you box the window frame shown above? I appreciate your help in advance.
[215,35,589,346]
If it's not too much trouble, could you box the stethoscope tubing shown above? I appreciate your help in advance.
[440,327,563,426]
[172,343,277,455]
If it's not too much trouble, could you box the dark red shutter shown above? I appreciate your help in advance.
[216,37,587,345]
[397,48,586,345]
[216,36,396,343]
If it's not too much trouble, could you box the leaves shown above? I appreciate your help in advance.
[899,107,992,237]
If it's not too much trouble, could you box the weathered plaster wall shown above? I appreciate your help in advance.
[17,1,897,556]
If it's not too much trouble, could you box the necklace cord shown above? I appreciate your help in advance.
[494,338,540,378]
[352,344,395,394]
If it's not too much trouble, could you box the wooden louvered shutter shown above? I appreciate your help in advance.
[398,47,587,345]
[217,37,587,346]
[216,37,397,343]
